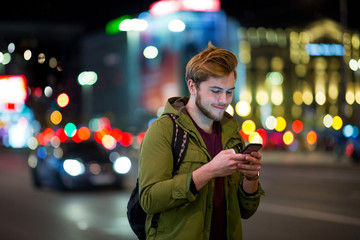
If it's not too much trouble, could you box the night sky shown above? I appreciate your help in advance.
[1,0,359,32]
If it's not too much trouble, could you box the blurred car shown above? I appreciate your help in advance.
[349,139,360,163]
[28,141,132,190]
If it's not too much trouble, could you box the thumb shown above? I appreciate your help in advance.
[224,148,236,154]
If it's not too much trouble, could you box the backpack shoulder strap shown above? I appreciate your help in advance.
[165,113,189,176]
[150,113,189,229]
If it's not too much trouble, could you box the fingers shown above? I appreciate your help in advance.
[237,153,262,172]
[211,149,262,177]
[230,151,261,163]
[245,154,262,164]
[250,151,262,159]
[237,161,261,171]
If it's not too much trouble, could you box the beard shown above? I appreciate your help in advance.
[195,94,226,121]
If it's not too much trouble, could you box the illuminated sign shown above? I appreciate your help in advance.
[305,43,344,56]
[150,0,220,17]
[105,15,131,34]
[0,75,27,112]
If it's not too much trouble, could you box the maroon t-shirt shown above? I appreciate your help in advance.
[191,118,225,240]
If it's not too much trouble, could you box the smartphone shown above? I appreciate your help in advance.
[241,143,262,154]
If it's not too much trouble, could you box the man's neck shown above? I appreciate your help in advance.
[186,99,214,134]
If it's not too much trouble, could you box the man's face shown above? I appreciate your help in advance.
[194,73,235,121]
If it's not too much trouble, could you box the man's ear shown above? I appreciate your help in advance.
[187,79,197,95]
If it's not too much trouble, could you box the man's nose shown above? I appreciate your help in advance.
[218,92,227,104]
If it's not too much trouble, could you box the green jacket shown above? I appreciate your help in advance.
[139,97,264,240]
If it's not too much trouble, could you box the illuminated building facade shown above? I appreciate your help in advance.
[237,18,360,153]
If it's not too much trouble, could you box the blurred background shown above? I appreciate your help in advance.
[1,0,360,239]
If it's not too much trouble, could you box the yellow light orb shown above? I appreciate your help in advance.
[50,110,62,125]
[235,101,251,117]
[283,131,294,145]
[345,91,355,105]
[275,116,286,132]
[332,116,343,130]
[293,91,303,105]
[249,132,263,144]
[256,90,269,106]
[242,120,256,135]
[303,90,313,105]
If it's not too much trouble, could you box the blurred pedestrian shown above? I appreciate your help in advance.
[138,42,264,240]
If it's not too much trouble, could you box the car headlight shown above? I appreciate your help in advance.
[113,156,131,174]
[63,159,85,176]
[28,154,38,168]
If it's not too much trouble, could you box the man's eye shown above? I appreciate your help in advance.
[211,90,220,93]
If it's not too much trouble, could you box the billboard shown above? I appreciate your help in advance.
[0,75,27,112]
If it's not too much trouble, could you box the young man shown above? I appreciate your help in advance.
[139,42,264,240]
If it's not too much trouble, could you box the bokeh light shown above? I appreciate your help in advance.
[283,130,294,145]
[239,129,249,142]
[275,116,286,132]
[38,53,45,64]
[256,89,269,105]
[292,120,303,133]
[119,132,133,147]
[43,128,55,144]
[242,120,256,135]
[256,128,268,146]
[24,49,32,60]
[249,132,262,144]
[78,126,91,141]
[55,128,67,142]
[113,156,132,174]
[235,101,251,117]
[50,110,62,125]
[345,143,354,157]
[226,104,234,116]
[332,115,343,130]
[307,130,317,145]
[323,114,333,128]
[78,71,98,85]
[64,123,77,137]
[137,132,146,145]
[293,91,303,105]
[168,19,185,32]
[57,93,69,108]
[143,46,158,59]
[265,116,277,130]
[111,129,123,142]
[102,135,117,150]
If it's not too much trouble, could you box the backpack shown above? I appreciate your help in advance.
[127,114,189,240]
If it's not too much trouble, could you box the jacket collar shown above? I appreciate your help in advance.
[163,96,240,137]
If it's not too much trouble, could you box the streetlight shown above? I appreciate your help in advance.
[78,71,98,123]
[105,15,149,127]
[121,18,148,128]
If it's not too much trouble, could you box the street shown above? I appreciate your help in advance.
[1,149,360,240]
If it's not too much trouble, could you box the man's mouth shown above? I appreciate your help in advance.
[213,105,227,111]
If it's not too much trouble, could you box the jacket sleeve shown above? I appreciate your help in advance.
[138,116,195,215]
[233,138,265,219]
[238,180,265,219]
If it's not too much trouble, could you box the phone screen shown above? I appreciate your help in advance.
[241,143,262,154]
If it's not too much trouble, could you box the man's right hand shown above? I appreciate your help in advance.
[192,149,246,191]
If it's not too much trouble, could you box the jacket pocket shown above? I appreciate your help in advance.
[176,145,208,174]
